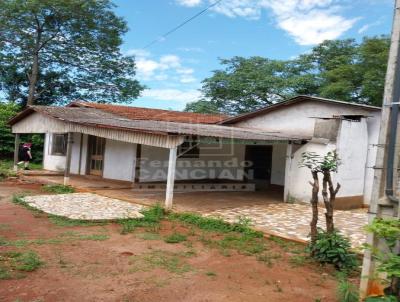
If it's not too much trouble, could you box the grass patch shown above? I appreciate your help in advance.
[336,274,360,302]
[48,215,108,227]
[41,184,75,194]
[168,212,263,237]
[0,250,43,279]
[119,204,165,234]
[164,233,187,244]
[136,232,162,240]
[256,252,281,267]
[0,231,109,248]
[205,271,217,277]
[129,250,193,274]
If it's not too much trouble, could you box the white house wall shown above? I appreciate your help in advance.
[234,101,378,136]
[271,143,287,186]
[103,139,137,182]
[336,119,369,198]
[43,133,66,172]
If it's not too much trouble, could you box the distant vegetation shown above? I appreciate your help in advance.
[186,36,389,115]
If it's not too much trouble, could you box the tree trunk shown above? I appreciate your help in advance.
[310,171,320,247]
[322,170,340,234]
[27,52,39,106]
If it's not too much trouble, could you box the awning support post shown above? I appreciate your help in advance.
[64,132,73,186]
[13,133,20,172]
[165,146,177,210]
[284,141,293,202]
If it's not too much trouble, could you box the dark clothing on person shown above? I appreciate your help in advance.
[19,146,31,161]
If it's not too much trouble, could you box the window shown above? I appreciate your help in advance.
[50,133,67,155]
[178,136,200,158]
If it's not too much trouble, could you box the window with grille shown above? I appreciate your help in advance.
[50,133,67,155]
[178,136,200,158]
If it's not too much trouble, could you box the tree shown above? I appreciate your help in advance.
[0,101,19,157]
[299,151,341,244]
[184,99,220,114]
[186,36,389,115]
[0,0,144,105]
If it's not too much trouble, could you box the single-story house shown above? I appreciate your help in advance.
[8,95,381,209]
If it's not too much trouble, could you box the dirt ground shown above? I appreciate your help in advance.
[0,180,352,302]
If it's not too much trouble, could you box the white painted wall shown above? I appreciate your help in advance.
[286,141,337,202]
[336,118,369,198]
[43,133,66,171]
[103,139,136,181]
[364,111,381,204]
[271,143,287,186]
[234,100,379,137]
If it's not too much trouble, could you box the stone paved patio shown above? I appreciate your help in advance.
[23,193,144,220]
[201,203,367,249]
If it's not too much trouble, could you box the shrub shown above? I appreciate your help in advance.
[309,229,357,271]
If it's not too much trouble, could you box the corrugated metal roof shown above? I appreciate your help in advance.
[9,106,310,142]
[68,101,228,124]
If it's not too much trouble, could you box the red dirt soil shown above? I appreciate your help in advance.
[0,180,347,302]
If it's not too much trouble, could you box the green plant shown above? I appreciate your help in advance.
[365,218,400,297]
[0,250,43,279]
[309,229,357,271]
[164,233,187,244]
[336,274,360,302]
[42,184,75,194]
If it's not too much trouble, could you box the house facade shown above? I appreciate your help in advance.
[9,96,381,209]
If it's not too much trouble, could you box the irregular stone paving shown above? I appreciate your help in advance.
[23,193,144,220]
[201,203,367,249]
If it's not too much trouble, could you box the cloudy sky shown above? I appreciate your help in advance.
[114,0,393,110]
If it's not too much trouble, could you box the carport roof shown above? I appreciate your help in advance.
[9,106,311,142]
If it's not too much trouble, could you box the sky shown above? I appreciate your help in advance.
[113,0,394,111]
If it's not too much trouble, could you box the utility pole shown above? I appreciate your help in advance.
[360,0,400,298]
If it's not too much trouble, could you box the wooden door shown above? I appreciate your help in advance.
[88,136,105,176]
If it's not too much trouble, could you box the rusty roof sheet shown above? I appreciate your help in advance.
[68,101,228,124]
[9,106,311,142]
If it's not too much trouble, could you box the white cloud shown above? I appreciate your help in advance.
[176,0,358,45]
[128,50,197,83]
[358,20,382,34]
[176,0,203,7]
[142,88,201,105]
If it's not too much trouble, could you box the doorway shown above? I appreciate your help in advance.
[87,136,106,176]
[245,145,273,186]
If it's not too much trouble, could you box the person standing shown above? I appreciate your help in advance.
[18,142,32,170]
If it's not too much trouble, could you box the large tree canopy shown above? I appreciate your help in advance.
[185,36,389,115]
[0,0,144,105]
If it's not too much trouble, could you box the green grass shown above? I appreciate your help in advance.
[0,160,42,181]
[336,274,360,302]
[0,231,109,248]
[168,212,263,237]
[119,204,165,234]
[136,232,162,240]
[42,184,75,194]
[205,271,217,277]
[164,233,187,244]
[0,250,43,279]
[129,250,193,274]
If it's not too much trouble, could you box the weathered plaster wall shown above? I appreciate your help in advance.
[43,133,66,172]
[103,139,137,181]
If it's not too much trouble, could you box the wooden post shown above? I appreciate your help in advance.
[165,147,177,210]
[13,133,20,172]
[64,133,73,186]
